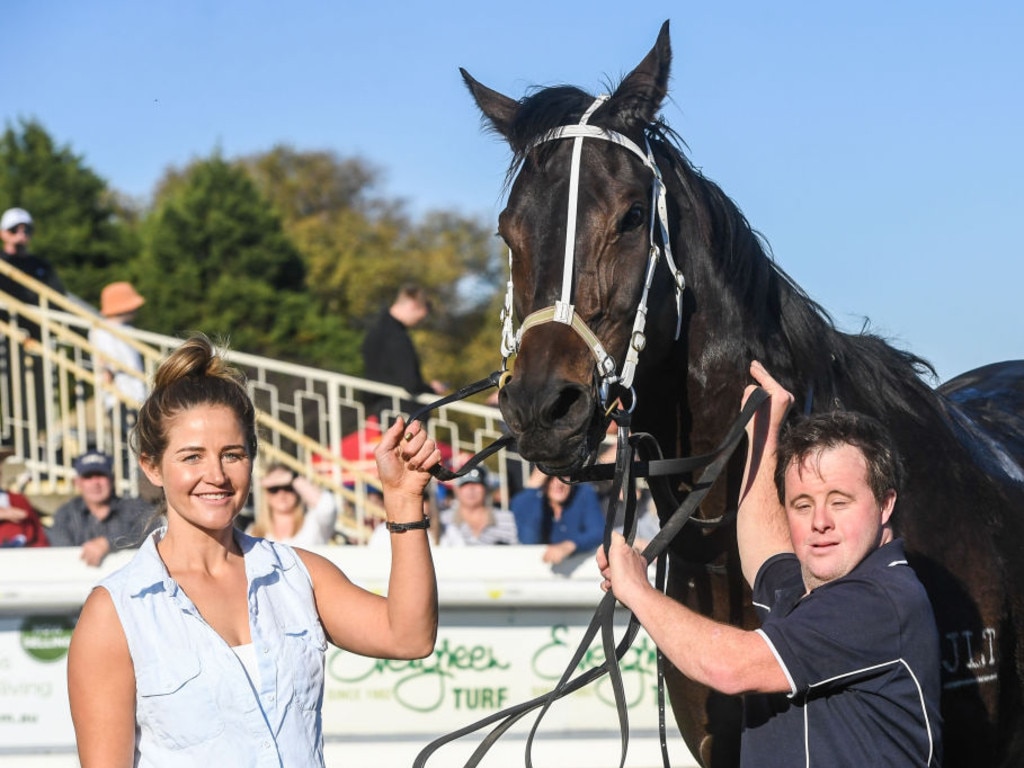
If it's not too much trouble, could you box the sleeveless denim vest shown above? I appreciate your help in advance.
[100,528,327,767]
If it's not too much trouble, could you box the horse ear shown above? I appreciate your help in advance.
[604,20,672,127]
[461,68,519,140]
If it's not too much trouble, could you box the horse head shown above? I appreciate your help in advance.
[462,22,688,474]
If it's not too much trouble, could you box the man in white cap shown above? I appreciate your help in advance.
[89,281,147,427]
[0,207,65,450]
[0,207,65,318]
[439,465,519,546]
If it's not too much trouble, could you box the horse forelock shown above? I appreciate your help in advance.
[503,86,596,169]
[502,82,662,183]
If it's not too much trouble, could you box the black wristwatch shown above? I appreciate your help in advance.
[385,517,431,533]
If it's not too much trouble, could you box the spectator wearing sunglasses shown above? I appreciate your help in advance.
[247,462,339,546]
[49,450,158,566]
[0,207,65,339]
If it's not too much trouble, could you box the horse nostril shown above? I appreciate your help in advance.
[545,387,583,424]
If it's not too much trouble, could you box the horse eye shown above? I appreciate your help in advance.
[620,203,646,233]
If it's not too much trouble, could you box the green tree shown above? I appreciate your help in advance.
[134,155,311,358]
[400,211,506,387]
[241,145,383,220]
[240,146,507,382]
[0,119,138,302]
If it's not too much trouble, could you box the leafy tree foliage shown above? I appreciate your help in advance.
[133,155,312,359]
[2,124,506,389]
[242,145,383,220]
[241,146,506,384]
[0,119,138,302]
[400,210,505,388]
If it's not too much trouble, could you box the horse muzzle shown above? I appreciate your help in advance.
[499,375,602,472]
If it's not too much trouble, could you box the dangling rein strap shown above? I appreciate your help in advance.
[412,388,769,768]
[408,371,516,482]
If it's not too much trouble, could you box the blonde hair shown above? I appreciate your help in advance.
[249,462,305,539]
[131,334,257,513]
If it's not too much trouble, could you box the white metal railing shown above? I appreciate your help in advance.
[0,264,529,543]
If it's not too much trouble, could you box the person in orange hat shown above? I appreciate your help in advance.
[89,281,147,430]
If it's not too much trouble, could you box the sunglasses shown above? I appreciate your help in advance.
[265,484,295,494]
[5,224,33,235]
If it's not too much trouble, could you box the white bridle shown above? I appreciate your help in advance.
[499,96,686,408]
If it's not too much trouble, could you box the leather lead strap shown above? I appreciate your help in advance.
[413,388,769,768]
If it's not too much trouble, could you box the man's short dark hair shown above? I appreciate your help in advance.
[395,283,431,310]
[774,410,904,508]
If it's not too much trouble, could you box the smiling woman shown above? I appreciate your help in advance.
[65,333,443,768]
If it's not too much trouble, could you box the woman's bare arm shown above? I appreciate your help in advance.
[67,587,136,768]
[303,418,439,659]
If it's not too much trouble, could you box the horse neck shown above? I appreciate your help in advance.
[661,161,941,447]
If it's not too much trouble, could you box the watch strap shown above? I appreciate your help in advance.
[385,517,431,533]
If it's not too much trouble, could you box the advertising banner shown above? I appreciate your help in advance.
[0,547,698,767]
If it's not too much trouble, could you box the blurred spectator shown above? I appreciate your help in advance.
[247,463,338,546]
[361,283,446,417]
[89,281,147,429]
[0,207,65,337]
[0,207,65,449]
[439,465,518,546]
[48,450,156,565]
[511,474,605,565]
[0,484,49,548]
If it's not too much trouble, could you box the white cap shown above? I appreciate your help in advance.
[1,208,33,231]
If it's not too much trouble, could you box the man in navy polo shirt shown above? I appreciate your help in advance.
[598,361,942,767]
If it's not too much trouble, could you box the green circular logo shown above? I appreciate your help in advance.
[20,615,75,663]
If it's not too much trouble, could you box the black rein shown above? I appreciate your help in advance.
[405,375,768,767]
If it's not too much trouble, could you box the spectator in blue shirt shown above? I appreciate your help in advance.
[511,473,605,564]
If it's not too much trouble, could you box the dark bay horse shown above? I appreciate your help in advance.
[462,20,1024,767]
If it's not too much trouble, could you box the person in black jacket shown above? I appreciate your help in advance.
[361,284,446,418]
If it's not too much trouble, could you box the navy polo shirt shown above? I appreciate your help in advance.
[741,539,942,767]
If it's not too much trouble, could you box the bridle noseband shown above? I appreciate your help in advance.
[500,96,686,408]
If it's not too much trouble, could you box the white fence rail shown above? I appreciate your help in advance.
[1,265,529,540]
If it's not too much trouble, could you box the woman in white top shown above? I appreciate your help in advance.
[248,463,338,546]
[66,333,440,767]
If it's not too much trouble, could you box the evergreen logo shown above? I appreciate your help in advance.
[20,616,74,662]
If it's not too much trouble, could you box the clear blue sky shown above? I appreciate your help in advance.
[5,1,1021,383]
